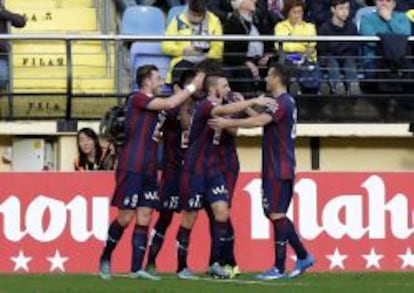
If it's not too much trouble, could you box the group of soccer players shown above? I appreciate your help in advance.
[98,60,314,281]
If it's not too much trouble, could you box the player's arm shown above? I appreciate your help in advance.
[209,112,273,129]
[180,99,193,130]
[211,96,275,117]
[146,73,204,111]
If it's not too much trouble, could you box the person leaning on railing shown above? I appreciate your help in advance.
[161,0,223,85]
[0,3,26,90]
[223,0,275,95]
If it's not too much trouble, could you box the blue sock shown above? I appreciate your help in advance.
[285,218,308,260]
[131,225,148,272]
[176,226,191,272]
[211,220,229,265]
[147,212,174,268]
[223,220,236,266]
[101,220,125,261]
[272,218,289,273]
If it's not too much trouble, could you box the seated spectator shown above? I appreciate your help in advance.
[311,0,360,28]
[223,0,275,94]
[275,0,320,93]
[0,4,26,90]
[275,0,317,62]
[74,128,116,171]
[162,0,223,85]
[360,0,411,93]
[318,0,360,95]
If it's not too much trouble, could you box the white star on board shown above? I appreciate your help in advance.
[398,248,414,269]
[10,250,32,272]
[326,248,348,270]
[47,250,69,272]
[362,248,384,269]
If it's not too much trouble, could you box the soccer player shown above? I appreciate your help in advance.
[99,65,204,280]
[146,69,197,271]
[208,63,315,279]
[176,73,275,279]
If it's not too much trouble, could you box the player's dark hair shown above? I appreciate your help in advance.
[269,62,291,87]
[194,59,224,75]
[135,65,158,88]
[331,0,350,8]
[203,73,227,93]
[178,69,196,89]
[76,127,103,170]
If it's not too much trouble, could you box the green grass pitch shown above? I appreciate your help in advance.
[1,273,414,293]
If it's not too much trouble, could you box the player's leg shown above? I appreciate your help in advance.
[147,171,179,270]
[129,174,160,280]
[206,176,232,279]
[99,169,137,280]
[175,172,202,280]
[256,179,313,280]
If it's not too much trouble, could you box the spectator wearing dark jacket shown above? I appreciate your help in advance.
[318,0,360,95]
[311,0,360,27]
[223,0,274,94]
[0,3,26,89]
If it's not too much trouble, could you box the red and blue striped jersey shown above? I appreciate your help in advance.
[184,98,221,177]
[162,108,184,171]
[262,93,296,180]
[117,92,159,176]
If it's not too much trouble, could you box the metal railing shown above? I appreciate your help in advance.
[0,34,413,122]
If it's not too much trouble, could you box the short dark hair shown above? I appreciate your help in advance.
[331,0,350,8]
[135,65,158,88]
[178,69,196,88]
[269,63,291,87]
[194,59,224,75]
[189,0,207,15]
[203,73,227,92]
[283,0,305,18]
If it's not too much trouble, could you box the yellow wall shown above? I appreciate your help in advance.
[0,135,413,172]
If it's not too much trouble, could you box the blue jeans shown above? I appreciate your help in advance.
[326,57,358,89]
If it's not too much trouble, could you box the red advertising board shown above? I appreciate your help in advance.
[0,172,413,273]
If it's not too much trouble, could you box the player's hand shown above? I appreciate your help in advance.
[208,117,228,129]
[254,96,278,108]
[233,92,245,102]
[192,72,206,91]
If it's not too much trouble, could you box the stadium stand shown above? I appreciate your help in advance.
[166,5,187,25]
[3,0,116,118]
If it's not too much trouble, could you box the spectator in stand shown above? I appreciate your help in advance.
[360,0,411,91]
[74,128,116,171]
[207,0,233,24]
[162,0,223,85]
[223,0,275,94]
[0,3,26,90]
[318,0,360,95]
[311,0,360,28]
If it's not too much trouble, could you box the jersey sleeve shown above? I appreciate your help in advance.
[264,100,286,123]
[199,100,215,119]
[131,93,152,110]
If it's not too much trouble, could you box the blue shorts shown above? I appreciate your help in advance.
[181,172,229,211]
[223,170,239,207]
[262,178,293,215]
[112,170,159,209]
[158,170,181,212]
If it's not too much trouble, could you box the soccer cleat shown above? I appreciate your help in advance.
[208,262,230,279]
[255,267,286,280]
[223,265,241,279]
[288,254,315,278]
[99,258,111,280]
[177,268,199,280]
[129,269,161,281]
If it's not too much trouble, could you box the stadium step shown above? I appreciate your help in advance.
[13,41,110,54]
[0,96,118,119]
[6,0,95,9]
[11,8,98,32]
[12,78,116,93]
